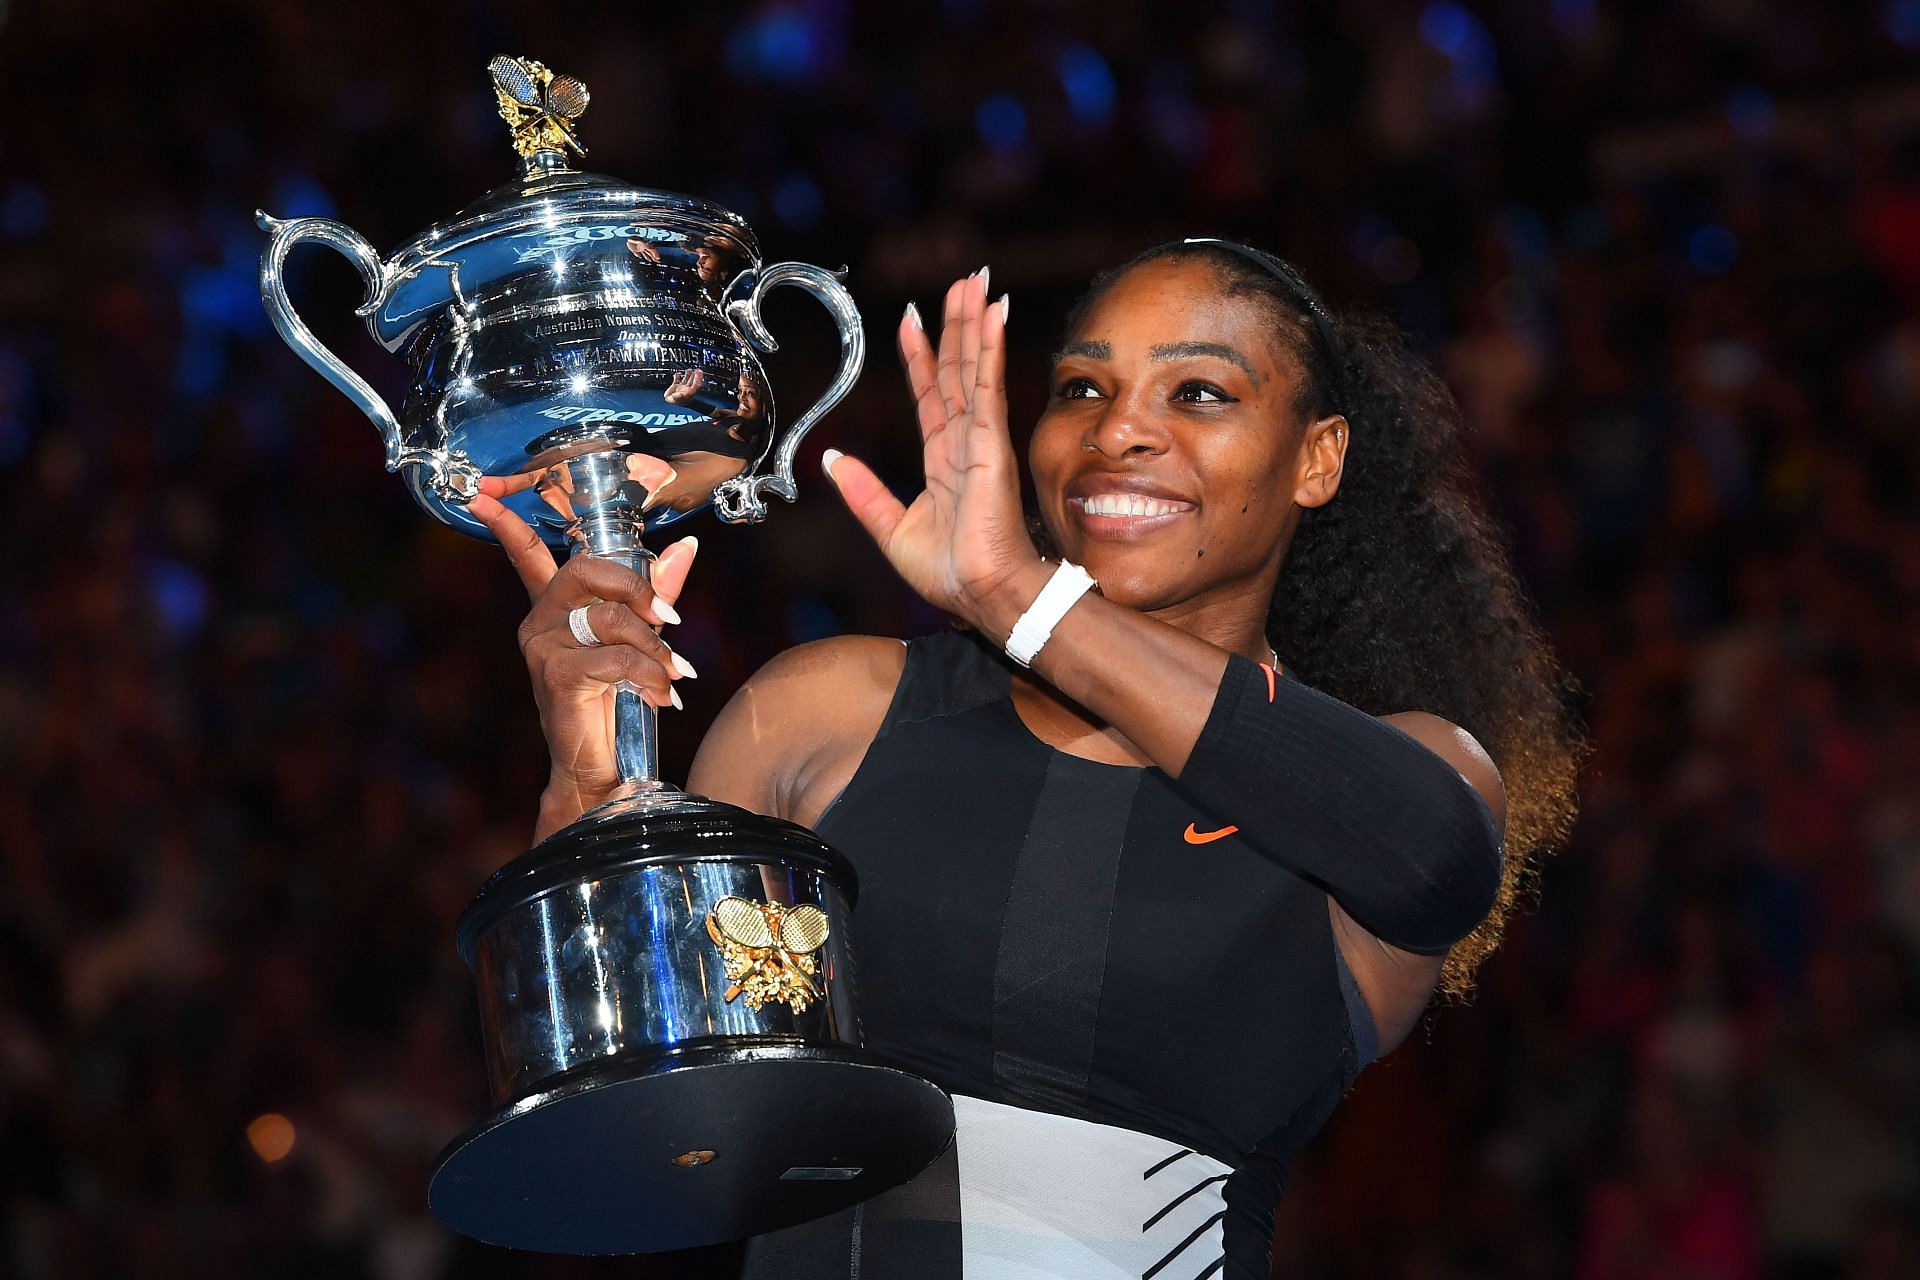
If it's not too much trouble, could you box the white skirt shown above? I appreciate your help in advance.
[951,1094,1230,1279]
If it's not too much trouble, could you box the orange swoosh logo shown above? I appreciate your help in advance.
[1184,823,1239,844]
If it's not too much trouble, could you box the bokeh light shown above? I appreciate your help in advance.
[246,1114,296,1164]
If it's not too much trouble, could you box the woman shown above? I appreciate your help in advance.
[470,241,1586,1277]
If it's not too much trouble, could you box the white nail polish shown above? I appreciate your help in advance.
[670,651,698,679]
[669,685,684,711]
[903,301,923,331]
[654,598,682,626]
[678,534,699,552]
[998,293,1011,325]
[977,265,991,296]
[822,447,844,481]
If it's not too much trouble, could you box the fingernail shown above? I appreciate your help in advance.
[653,598,682,626]
[670,650,698,679]
[976,265,991,296]
[821,447,844,481]
[903,301,923,331]
[677,534,699,554]
[669,685,685,711]
[997,293,1011,325]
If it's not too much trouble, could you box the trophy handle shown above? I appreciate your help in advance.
[256,211,406,470]
[715,262,867,524]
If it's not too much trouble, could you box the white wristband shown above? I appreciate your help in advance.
[1005,560,1097,668]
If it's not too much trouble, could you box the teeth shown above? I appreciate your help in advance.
[1074,493,1190,518]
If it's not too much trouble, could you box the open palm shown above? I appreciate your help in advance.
[825,270,1039,621]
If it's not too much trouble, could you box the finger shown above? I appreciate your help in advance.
[958,267,987,413]
[478,471,543,499]
[535,554,680,626]
[934,275,972,422]
[565,600,695,677]
[651,535,699,609]
[973,292,1010,435]
[898,304,946,445]
[948,272,988,473]
[901,303,961,500]
[470,492,559,599]
[546,645,681,708]
[823,449,907,552]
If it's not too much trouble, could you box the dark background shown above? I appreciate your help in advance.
[4,1,1919,1276]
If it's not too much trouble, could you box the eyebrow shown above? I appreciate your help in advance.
[1049,338,1261,386]
[1051,339,1112,363]
[1149,341,1260,384]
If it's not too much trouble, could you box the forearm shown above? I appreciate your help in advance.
[973,564,1503,954]
[974,560,1235,775]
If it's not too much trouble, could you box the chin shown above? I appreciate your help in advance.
[1070,554,1186,611]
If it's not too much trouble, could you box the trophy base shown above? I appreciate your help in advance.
[427,1037,954,1255]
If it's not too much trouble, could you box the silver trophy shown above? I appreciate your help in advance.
[257,56,952,1255]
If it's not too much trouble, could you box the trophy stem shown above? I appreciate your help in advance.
[556,450,669,793]
[610,589,663,789]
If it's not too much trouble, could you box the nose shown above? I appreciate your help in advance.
[1083,391,1171,459]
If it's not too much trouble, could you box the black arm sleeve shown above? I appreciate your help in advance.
[1174,654,1504,955]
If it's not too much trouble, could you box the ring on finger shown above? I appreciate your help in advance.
[567,603,603,648]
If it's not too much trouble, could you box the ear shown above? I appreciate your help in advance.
[1292,413,1348,509]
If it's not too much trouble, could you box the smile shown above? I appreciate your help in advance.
[1069,493,1196,519]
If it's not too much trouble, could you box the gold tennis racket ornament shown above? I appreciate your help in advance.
[705,897,832,1013]
[487,55,590,158]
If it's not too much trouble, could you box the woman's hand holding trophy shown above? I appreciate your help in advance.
[468,487,701,840]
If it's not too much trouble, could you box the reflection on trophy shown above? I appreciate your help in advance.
[257,56,953,1256]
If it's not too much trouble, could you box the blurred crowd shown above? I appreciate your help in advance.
[4,2,1919,1277]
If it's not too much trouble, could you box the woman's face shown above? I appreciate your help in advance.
[1029,258,1344,614]
[735,372,763,420]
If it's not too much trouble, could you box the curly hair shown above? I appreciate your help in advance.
[1063,242,1591,1000]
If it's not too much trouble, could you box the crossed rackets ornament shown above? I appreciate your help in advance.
[705,896,832,1013]
[487,54,590,158]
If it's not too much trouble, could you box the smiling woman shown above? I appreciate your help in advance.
[476,242,1588,1278]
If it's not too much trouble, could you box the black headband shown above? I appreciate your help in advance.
[1181,237,1349,417]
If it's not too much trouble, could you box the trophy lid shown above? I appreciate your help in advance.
[372,56,760,349]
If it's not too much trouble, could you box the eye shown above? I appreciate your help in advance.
[1173,380,1236,404]
[1055,376,1103,400]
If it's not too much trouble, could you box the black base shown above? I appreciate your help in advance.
[427,1039,955,1255]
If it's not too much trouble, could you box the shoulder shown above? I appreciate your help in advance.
[1377,710,1507,835]
[739,633,910,697]
[689,635,908,820]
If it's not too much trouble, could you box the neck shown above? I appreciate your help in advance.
[1143,569,1278,667]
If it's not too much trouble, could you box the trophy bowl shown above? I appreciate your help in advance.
[257,56,952,1255]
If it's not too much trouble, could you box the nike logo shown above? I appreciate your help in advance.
[1183,823,1239,844]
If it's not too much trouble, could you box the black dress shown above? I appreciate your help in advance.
[740,629,1393,1279]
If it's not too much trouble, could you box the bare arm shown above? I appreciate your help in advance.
[688,634,906,825]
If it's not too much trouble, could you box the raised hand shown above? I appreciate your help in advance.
[662,367,705,406]
[823,269,1042,631]
[469,477,698,831]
